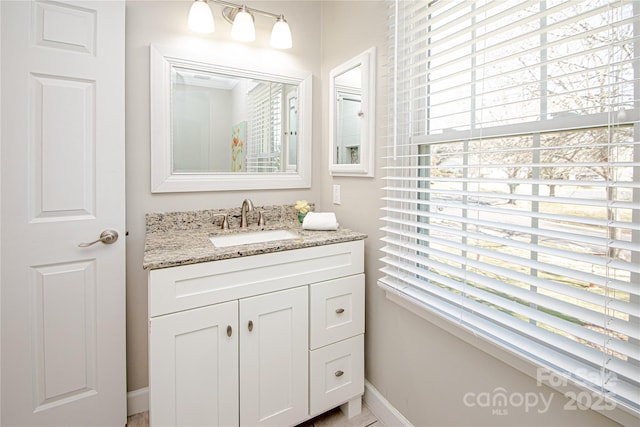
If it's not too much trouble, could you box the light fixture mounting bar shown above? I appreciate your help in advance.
[213,0,282,20]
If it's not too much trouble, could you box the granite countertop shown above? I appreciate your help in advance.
[143,205,367,270]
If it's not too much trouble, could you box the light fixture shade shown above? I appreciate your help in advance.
[270,15,292,49]
[231,7,255,42]
[188,0,215,34]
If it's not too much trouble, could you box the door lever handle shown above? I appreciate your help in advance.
[79,230,119,247]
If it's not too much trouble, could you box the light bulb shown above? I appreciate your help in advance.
[231,6,255,42]
[270,15,292,49]
[188,0,214,34]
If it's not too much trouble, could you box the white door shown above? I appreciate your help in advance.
[149,302,239,427]
[240,286,309,426]
[1,1,126,425]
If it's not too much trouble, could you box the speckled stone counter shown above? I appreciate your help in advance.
[143,205,367,270]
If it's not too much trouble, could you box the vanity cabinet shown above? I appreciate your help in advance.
[148,240,365,427]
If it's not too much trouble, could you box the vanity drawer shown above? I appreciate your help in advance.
[309,274,364,350]
[309,335,364,416]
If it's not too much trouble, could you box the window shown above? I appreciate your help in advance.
[246,82,283,172]
[381,0,639,419]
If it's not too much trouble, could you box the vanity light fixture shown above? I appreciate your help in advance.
[187,0,293,49]
[270,15,292,49]
[187,0,215,34]
[229,5,255,42]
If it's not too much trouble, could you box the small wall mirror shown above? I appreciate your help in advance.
[150,45,312,192]
[329,47,375,177]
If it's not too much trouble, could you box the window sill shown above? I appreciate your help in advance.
[378,281,639,426]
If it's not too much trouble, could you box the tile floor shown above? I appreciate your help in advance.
[295,404,380,427]
[126,404,381,427]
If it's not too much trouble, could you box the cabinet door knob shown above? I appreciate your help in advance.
[335,308,345,314]
[335,370,344,377]
[248,320,253,332]
[227,325,232,337]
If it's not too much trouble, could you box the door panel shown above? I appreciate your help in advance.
[31,74,95,220]
[149,302,239,427]
[1,1,126,425]
[240,286,308,426]
[33,1,97,54]
[32,260,97,409]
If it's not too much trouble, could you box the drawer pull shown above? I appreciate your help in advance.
[335,370,344,377]
[335,308,345,314]
[248,320,253,332]
[227,325,232,337]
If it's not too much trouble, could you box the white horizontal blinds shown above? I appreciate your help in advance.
[382,0,640,414]
[246,82,283,172]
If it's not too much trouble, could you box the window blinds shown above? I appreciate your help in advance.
[247,82,283,172]
[382,0,639,416]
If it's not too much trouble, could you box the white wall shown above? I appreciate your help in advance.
[125,0,322,391]
[320,2,621,426]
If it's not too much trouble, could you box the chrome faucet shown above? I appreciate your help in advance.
[240,199,254,228]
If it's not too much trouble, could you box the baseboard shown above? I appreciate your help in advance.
[127,381,410,424]
[363,380,413,427]
[127,387,149,416]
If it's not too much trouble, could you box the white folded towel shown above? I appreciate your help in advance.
[302,212,339,231]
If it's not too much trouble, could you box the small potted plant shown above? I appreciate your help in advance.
[294,200,310,223]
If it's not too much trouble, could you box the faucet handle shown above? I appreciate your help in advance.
[213,214,230,230]
[257,210,266,226]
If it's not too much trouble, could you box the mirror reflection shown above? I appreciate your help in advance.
[329,47,375,177]
[172,67,299,174]
[333,65,362,165]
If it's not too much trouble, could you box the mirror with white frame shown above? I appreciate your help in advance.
[150,45,312,192]
[329,47,375,177]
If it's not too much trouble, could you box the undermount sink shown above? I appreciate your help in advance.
[209,229,300,248]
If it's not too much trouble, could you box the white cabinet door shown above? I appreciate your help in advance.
[149,301,239,427]
[240,287,309,426]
